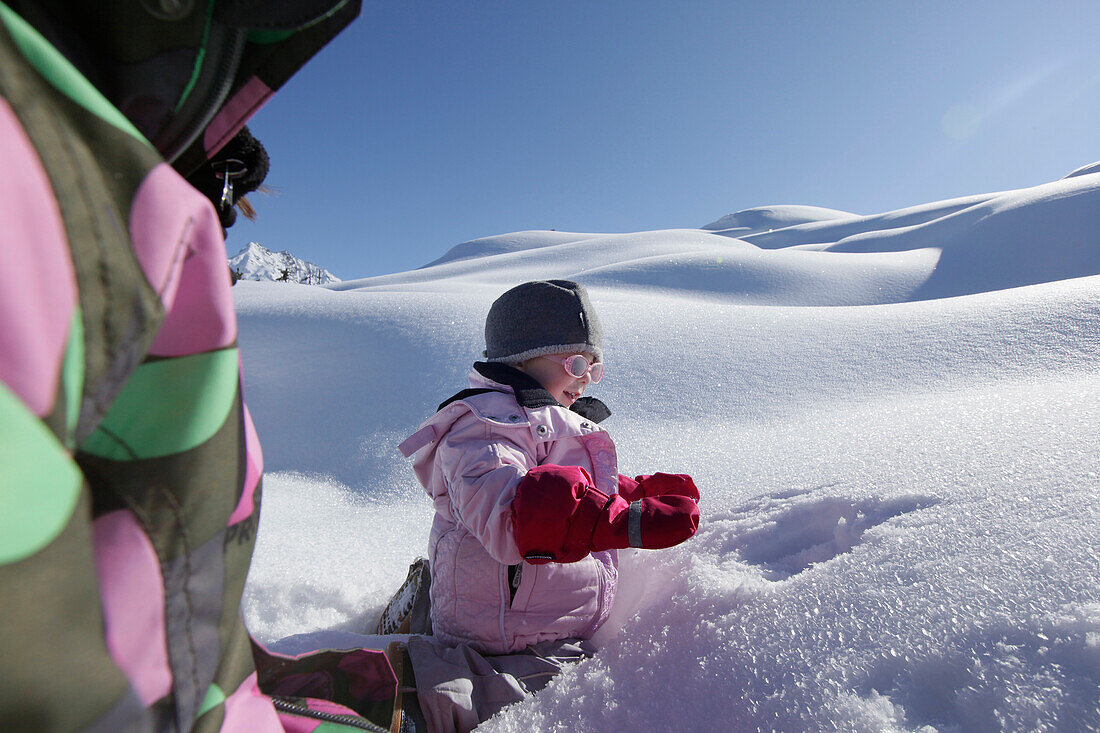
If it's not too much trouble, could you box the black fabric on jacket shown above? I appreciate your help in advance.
[436,362,611,424]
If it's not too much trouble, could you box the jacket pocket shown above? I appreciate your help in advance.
[450,533,501,631]
[509,561,538,611]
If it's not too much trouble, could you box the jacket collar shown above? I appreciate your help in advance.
[469,362,611,423]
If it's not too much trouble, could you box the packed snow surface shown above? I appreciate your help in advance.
[237,167,1100,732]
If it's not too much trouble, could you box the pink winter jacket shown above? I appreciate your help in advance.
[399,363,619,654]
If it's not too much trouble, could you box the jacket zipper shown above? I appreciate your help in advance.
[586,555,607,637]
[270,696,388,732]
[508,563,523,606]
[498,563,510,645]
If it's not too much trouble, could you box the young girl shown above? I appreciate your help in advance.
[399,280,700,657]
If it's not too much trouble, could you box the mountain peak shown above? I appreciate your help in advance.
[229,242,339,285]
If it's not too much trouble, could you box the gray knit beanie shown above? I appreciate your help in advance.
[484,280,603,363]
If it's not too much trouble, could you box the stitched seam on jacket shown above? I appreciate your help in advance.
[155,216,194,299]
[163,489,201,721]
[498,562,508,650]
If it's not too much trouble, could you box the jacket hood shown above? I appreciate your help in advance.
[4,0,360,173]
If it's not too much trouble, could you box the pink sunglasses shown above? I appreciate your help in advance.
[542,354,604,383]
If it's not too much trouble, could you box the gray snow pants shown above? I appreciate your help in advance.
[405,635,594,733]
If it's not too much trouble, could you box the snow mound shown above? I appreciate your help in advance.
[738,192,1001,249]
[422,230,596,268]
[577,246,940,306]
[1062,160,1100,179]
[820,178,1100,301]
[701,205,856,235]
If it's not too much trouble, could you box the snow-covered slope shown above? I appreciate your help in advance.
[700,204,857,236]
[421,230,597,268]
[235,167,1100,732]
[1063,159,1100,179]
[229,241,339,284]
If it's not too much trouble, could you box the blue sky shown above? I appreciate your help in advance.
[238,1,1100,279]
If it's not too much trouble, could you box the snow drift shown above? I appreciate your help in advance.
[236,165,1100,732]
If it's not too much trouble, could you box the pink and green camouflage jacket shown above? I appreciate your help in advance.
[0,2,404,731]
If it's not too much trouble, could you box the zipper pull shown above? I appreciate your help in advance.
[215,158,248,210]
[219,168,234,209]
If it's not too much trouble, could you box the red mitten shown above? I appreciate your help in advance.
[590,492,699,553]
[633,473,700,502]
[511,465,604,564]
[513,465,700,565]
[617,474,642,501]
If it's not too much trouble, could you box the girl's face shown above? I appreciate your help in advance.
[516,352,597,407]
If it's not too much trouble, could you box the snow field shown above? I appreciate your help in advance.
[506,373,1099,732]
[237,167,1100,731]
